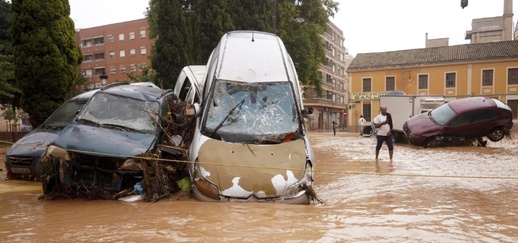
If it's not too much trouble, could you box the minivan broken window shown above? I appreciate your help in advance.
[204,80,299,142]
[77,93,159,133]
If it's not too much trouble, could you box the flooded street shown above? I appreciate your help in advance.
[1,132,518,242]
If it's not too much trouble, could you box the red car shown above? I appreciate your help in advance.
[403,97,513,148]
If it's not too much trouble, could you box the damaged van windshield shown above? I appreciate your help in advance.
[76,93,160,134]
[203,80,300,143]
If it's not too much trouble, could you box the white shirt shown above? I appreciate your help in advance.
[359,117,366,125]
[373,114,391,136]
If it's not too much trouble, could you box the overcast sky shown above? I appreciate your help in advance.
[69,0,518,56]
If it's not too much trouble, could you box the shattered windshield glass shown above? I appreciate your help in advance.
[204,80,300,142]
[77,93,159,133]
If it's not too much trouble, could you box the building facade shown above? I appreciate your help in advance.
[347,41,518,128]
[303,21,350,131]
[75,18,153,88]
[465,0,514,44]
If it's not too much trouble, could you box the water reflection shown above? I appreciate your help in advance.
[375,161,394,174]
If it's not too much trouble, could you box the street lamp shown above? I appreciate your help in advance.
[99,73,108,87]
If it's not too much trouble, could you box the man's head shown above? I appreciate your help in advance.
[380,106,387,115]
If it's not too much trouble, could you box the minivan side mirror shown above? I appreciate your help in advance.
[301,108,314,121]
[193,103,202,117]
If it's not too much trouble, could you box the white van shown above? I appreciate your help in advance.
[188,30,315,204]
[174,65,206,104]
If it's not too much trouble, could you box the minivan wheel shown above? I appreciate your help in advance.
[424,137,439,148]
[487,127,505,142]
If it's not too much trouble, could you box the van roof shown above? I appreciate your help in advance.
[216,31,293,83]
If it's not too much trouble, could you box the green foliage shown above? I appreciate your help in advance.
[1,104,16,121]
[150,0,192,89]
[176,177,190,192]
[0,0,12,55]
[126,64,158,84]
[189,0,234,63]
[10,0,82,127]
[0,44,20,100]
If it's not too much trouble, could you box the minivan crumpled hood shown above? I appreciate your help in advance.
[197,138,307,199]
[51,124,156,158]
[7,128,61,157]
[405,113,440,135]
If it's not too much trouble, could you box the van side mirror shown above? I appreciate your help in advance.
[302,107,314,121]
[193,103,202,117]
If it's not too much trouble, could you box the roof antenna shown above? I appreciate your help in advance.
[252,32,255,42]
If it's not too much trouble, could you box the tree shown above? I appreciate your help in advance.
[0,0,12,55]
[0,45,19,100]
[150,0,192,89]
[275,0,338,95]
[189,0,234,64]
[0,1,21,107]
[126,64,157,83]
[10,0,82,127]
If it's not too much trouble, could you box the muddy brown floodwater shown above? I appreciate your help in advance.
[1,132,518,242]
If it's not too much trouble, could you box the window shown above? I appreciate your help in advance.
[108,35,114,43]
[418,74,428,89]
[140,29,146,38]
[129,32,135,40]
[110,66,116,74]
[140,46,147,55]
[363,103,372,122]
[362,78,371,92]
[130,48,136,56]
[120,65,126,73]
[385,76,395,91]
[130,64,136,72]
[119,49,125,57]
[508,68,518,85]
[326,74,332,83]
[446,72,456,88]
[119,33,124,41]
[109,51,115,58]
[482,69,493,86]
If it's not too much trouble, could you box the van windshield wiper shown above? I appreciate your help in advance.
[210,99,245,137]
[102,123,146,134]
[76,118,101,127]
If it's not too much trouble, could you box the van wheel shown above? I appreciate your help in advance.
[424,137,439,148]
[487,127,505,142]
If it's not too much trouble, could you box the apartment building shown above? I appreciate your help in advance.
[75,18,153,88]
[347,40,518,128]
[303,21,350,131]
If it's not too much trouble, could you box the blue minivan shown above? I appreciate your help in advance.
[5,90,97,180]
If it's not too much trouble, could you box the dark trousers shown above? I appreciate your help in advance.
[376,135,394,151]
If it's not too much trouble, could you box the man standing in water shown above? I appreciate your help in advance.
[373,106,393,160]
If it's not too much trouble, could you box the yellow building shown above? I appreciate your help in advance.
[347,40,518,127]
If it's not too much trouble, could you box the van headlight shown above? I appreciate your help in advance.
[191,162,220,200]
[46,145,71,161]
[284,164,313,199]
